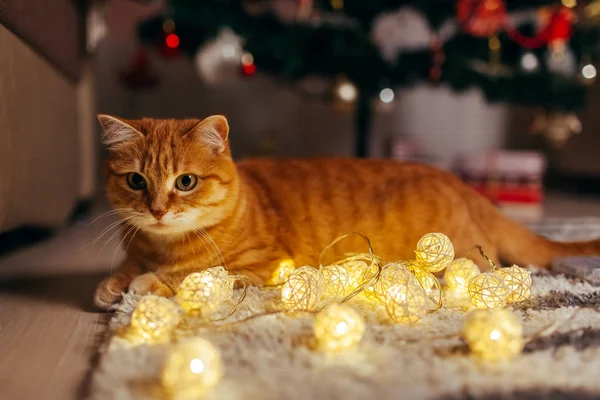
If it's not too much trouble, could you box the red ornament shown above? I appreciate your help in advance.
[165,33,180,49]
[456,0,507,37]
[119,49,159,91]
[158,32,181,59]
[241,62,256,77]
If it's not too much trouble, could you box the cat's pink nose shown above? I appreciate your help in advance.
[150,208,167,220]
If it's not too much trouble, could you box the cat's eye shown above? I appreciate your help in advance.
[175,174,198,191]
[126,172,147,190]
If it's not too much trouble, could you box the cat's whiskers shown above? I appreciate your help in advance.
[95,219,137,260]
[85,208,139,228]
[184,231,205,267]
[78,215,138,252]
[83,219,126,249]
[110,224,138,274]
[199,228,227,269]
[192,229,217,268]
[125,225,141,254]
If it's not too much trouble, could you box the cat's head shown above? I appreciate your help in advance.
[98,115,238,235]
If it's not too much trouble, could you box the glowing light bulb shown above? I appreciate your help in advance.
[463,309,524,361]
[385,281,429,323]
[582,64,597,80]
[407,262,438,296]
[162,337,223,398]
[313,304,365,352]
[444,258,480,293]
[320,264,351,303]
[468,272,509,309]
[490,329,501,341]
[340,259,375,293]
[379,88,395,103]
[361,285,379,302]
[336,321,349,334]
[495,265,532,303]
[266,259,297,285]
[337,82,357,102]
[414,232,455,272]
[189,358,205,373]
[521,52,539,72]
[177,267,234,316]
[130,295,180,342]
[373,262,415,300]
[281,266,322,311]
[406,260,442,310]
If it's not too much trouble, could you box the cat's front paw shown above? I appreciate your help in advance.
[129,273,175,298]
[94,273,131,310]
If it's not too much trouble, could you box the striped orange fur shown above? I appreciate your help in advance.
[94,115,600,310]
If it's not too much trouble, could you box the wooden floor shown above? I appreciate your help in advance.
[0,204,123,400]
[0,194,599,400]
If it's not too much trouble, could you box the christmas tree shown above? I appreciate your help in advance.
[134,0,600,156]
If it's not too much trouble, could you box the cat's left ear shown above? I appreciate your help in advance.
[97,114,144,150]
[188,115,229,153]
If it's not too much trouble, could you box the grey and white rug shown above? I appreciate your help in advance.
[91,218,600,400]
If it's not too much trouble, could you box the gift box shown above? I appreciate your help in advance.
[455,151,546,221]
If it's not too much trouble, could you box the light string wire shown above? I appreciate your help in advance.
[475,245,500,270]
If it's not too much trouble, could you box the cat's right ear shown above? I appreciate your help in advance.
[97,114,143,150]
[186,115,230,154]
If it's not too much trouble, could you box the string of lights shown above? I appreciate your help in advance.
[110,230,543,397]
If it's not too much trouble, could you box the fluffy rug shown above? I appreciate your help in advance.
[91,218,600,400]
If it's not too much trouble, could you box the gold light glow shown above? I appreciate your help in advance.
[162,337,223,398]
[463,309,524,361]
[281,266,322,311]
[266,259,297,285]
[373,262,414,300]
[495,265,532,303]
[414,233,455,272]
[130,295,181,341]
[468,272,509,309]
[406,260,442,310]
[320,264,351,303]
[313,304,365,352]
[177,267,234,315]
[384,280,429,323]
[407,261,438,296]
[340,259,375,293]
[445,258,480,293]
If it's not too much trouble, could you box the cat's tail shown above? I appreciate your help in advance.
[488,204,600,268]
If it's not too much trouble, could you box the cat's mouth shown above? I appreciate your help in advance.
[142,219,195,235]
[131,212,200,235]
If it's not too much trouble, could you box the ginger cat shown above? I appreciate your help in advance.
[94,114,600,310]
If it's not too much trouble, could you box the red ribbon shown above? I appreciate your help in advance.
[505,6,574,49]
